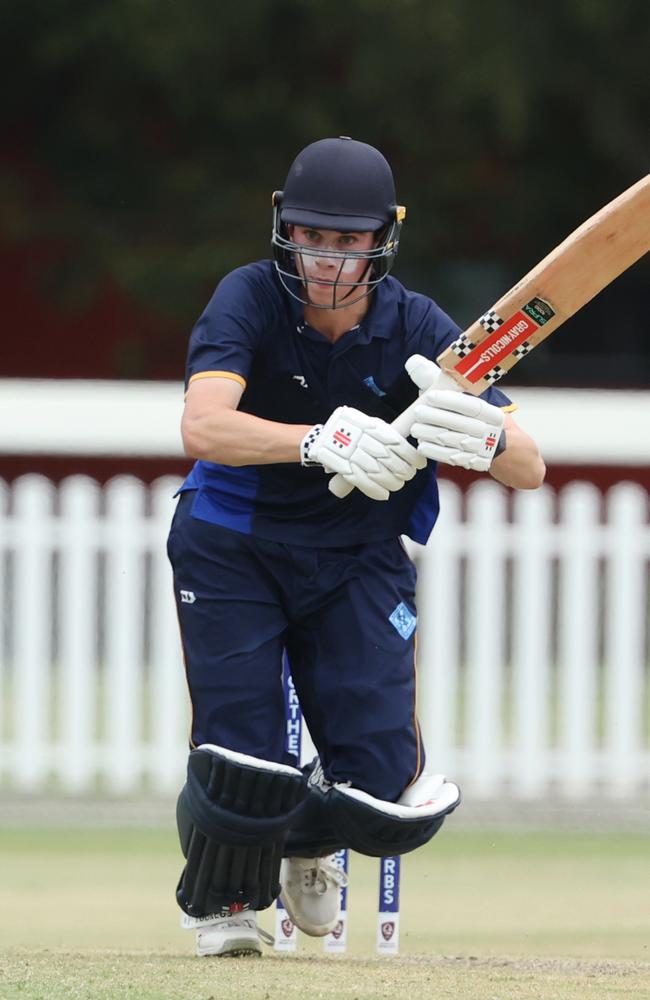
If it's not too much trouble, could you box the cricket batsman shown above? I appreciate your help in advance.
[168,137,545,956]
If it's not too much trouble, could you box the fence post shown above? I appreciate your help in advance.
[0,478,9,776]
[411,480,463,776]
[12,475,55,791]
[149,477,188,793]
[58,476,102,791]
[604,483,647,796]
[511,485,554,798]
[557,483,601,797]
[464,481,508,796]
[103,476,146,792]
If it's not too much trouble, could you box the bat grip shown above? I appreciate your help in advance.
[328,362,460,499]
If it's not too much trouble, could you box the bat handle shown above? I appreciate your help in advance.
[328,360,460,499]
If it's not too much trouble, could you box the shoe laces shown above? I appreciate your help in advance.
[307,758,332,792]
[300,856,349,896]
[307,757,351,793]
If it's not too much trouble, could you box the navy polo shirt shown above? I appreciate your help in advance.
[179,260,511,546]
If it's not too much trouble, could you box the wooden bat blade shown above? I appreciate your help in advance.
[437,174,650,394]
[328,174,649,499]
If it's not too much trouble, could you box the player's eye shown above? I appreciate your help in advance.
[338,235,357,247]
[302,229,321,243]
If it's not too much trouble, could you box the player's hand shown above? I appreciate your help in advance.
[302,406,426,501]
[408,384,505,472]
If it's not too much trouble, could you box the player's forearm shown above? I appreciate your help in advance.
[182,407,310,465]
[489,424,546,490]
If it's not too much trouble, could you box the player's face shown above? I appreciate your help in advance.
[289,226,377,306]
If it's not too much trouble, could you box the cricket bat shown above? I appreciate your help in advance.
[329,173,650,498]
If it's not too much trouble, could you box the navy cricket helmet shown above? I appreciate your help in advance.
[271,137,406,308]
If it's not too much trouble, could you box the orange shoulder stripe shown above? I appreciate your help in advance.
[187,370,247,389]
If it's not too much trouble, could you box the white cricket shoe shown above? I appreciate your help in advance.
[279,855,348,937]
[195,912,272,957]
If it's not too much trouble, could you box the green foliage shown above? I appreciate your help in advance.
[3,0,649,320]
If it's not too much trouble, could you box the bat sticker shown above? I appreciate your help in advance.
[522,297,555,325]
[479,309,505,334]
[451,297,555,384]
[449,334,478,359]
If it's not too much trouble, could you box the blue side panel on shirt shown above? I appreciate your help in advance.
[405,465,441,544]
[179,461,258,535]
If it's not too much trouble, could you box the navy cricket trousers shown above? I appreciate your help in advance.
[167,491,424,802]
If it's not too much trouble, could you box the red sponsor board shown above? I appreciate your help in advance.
[453,310,539,383]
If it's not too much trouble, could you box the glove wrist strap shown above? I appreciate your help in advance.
[300,424,324,466]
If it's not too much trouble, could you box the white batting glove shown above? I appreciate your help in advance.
[405,354,458,393]
[407,364,505,472]
[301,406,426,501]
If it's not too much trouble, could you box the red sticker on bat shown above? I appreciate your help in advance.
[453,310,537,383]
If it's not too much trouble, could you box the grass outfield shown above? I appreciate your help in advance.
[0,827,648,999]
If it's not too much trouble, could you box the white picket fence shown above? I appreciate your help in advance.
[0,474,648,801]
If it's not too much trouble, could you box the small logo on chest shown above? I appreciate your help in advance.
[292,375,309,389]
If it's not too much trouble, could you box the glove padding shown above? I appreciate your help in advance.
[409,387,505,472]
[306,405,426,501]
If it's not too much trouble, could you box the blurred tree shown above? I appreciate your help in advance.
[1,0,648,381]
